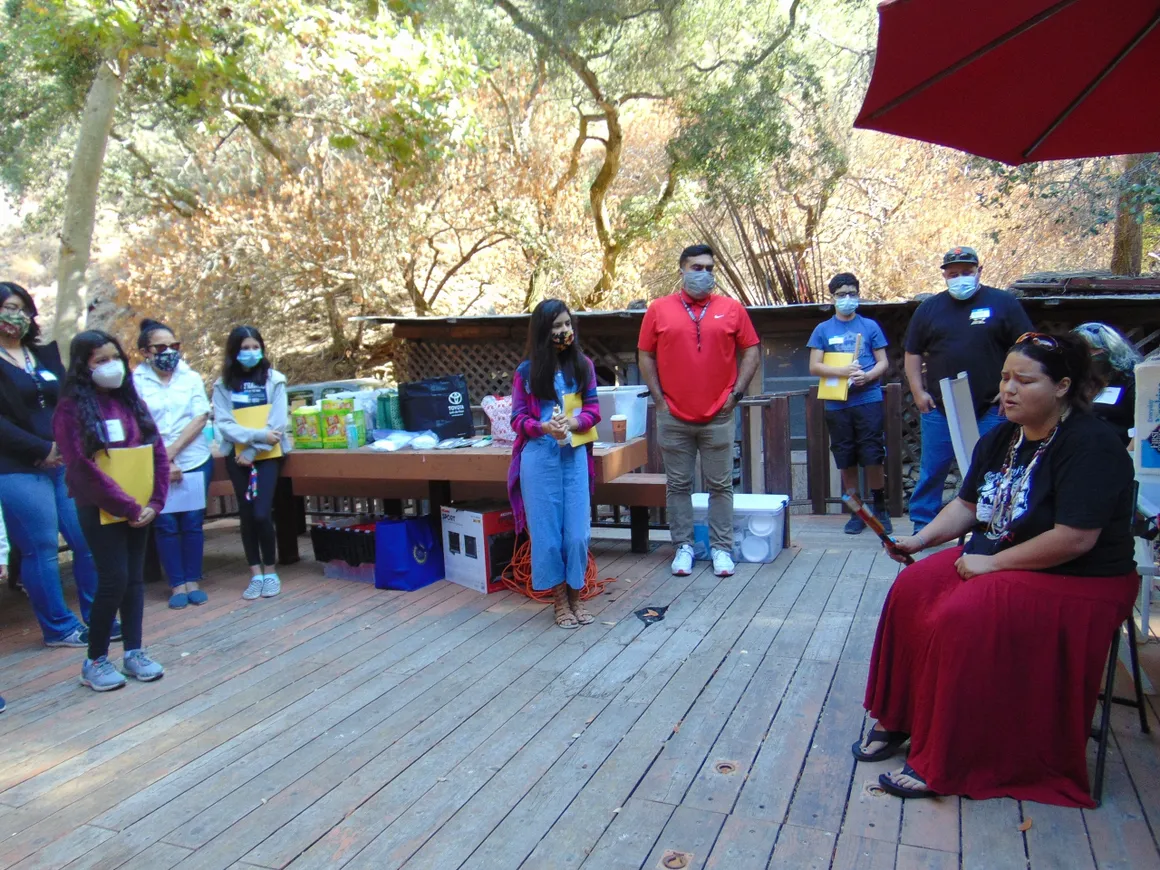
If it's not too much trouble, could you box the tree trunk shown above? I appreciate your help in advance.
[1110,153,1145,277]
[54,59,126,353]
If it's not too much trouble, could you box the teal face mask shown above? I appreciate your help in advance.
[834,296,859,316]
[237,349,263,368]
[946,274,979,300]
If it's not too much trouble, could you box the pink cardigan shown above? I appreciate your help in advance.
[506,358,601,533]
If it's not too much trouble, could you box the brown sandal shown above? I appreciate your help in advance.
[567,587,594,625]
[553,586,579,629]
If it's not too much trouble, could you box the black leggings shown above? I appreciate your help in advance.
[225,455,283,568]
[78,506,148,661]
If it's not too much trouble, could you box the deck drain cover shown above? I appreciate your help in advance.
[715,760,738,775]
[864,780,887,798]
[660,851,692,869]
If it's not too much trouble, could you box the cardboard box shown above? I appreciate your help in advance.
[440,500,517,594]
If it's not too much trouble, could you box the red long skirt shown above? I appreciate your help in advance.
[865,547,1137,807]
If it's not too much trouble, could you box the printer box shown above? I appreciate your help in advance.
[440,500,517,594]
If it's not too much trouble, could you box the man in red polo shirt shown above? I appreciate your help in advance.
[638,244,761,578]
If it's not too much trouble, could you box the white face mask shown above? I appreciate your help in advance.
[946,274,979,300]
[92,359,126,389]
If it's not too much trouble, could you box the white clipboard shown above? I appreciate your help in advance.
[940,371,981,474]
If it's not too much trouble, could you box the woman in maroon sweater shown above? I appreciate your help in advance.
[55,331,169,692]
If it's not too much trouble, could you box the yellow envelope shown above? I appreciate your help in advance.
[95,446,154,525]
[817,352,854,401]
[233,403,284,460]
[564,392,598,448]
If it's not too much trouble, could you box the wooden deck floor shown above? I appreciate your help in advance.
[1,518,1160,870]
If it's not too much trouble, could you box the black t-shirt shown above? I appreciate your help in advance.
[0,342,65,474]
[904,286,1033,413]
[1090,369,1135,447]
[958,412,1135,576]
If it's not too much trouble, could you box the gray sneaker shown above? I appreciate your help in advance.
[47,627,89,649]
[260,573,281,598]
[81,656,127,692]
[122,650,164,682]
[242,576,264,600]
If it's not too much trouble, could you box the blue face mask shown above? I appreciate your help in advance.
[834,296,859,316]
[682,269,715,298]
[237,349,263,369]
[946,274,979,300]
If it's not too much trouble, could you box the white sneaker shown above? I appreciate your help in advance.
[711,548,735,578]
[242,576,264,600]
[261,573,281,598]
[671,544,695,576]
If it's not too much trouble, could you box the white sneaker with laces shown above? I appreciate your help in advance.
[671,544,695,576]
[711,548,736,578]
[242,576,264,600]
[261,573,282,598]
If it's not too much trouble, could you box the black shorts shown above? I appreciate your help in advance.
[824,401,885,469]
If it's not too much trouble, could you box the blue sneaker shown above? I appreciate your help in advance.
[187,588,208,606]
[110,620,123,642]
[168,592,189,609]
[81,657,127,692]
[0,695,6,713]
[844,514,866,535]
[873,506,894,535]
[46,627,89,649]
[122,650,164,682]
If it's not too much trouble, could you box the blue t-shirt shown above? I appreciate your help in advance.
[538,371,576,424]
[807,314,889,410]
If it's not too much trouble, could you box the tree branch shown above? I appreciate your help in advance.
[427,232,511,308]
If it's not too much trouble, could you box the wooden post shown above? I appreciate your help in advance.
[740,403,754,493]
[428,480,452,543]
[630,506,651,554]
[645,401,664,473]
[762,396,792,497]
[273,476,303,565]
[885,383,905,518]
[805,385,830,514]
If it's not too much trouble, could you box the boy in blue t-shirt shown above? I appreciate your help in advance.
[807,273,891,534]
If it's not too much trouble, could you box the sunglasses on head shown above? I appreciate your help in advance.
[147,342,181,353]
[1016,332,1061,352]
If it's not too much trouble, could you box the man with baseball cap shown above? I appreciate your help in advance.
[903,246,1033,534]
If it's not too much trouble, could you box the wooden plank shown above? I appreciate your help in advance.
[896,844,959,870]
[768,823,835,869]
[640,805,728,870]
[841,579,893,664]
[1082,756,1160,869]
[765,550,847,660]
[830,833,896,870]
[7,824,111,870]
[899,793,961,855]
[786,662,869,834]
[842,752,903,845]
[960,797,1027,870]
[703,815,778,869]
[1023,802,1095,870]
[575,797,674,870]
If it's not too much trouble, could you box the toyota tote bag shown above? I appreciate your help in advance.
[398,375,474,441]
[374,516,445,591]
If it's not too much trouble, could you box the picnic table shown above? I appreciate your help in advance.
[212,438,649,565]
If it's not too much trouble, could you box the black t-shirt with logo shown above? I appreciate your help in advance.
[231,381,268,410]
[958,412,1135,576]
[904,286,1033,413]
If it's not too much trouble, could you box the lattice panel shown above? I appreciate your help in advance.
[396,337,631,399]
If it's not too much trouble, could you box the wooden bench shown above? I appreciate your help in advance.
[595,472,667,553]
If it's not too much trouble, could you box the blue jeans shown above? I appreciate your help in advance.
[520,437,590,591]
[0,467,99,643]
[153,459,211,588]
[909,405,1003,527]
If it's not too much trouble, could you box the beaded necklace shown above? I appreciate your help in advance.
[983,412,1067,542]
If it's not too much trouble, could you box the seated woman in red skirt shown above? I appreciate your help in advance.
[855,332,1137,808]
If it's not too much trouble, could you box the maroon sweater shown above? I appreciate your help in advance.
[54,394,169,522]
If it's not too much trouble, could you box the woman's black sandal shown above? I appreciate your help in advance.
[878,764,938,799]
[851,728,909,763]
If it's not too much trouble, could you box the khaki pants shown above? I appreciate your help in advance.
[658,406,734,551]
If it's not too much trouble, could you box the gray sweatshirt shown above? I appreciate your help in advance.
[211,369,293,463]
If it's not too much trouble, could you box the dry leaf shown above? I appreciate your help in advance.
[585,715,597,724]
[673,722,681,734]
[1018,817,1033,832]
[645,609,659,617]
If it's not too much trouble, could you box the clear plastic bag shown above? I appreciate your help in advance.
[369,430,417,452]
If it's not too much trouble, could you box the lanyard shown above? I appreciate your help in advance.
[679,295,711,352]
[1,346,45,409]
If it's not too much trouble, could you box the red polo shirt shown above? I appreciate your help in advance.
[638,291,760,423]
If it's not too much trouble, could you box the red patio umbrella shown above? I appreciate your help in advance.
[854,0,1160,165]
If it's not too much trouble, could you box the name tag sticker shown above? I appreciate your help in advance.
[827,336,845,345]
[230,392,250,404]
[39,371,57,382]
[1094,386,1122,405]
[969,308,991,324]
[104,418,125,442]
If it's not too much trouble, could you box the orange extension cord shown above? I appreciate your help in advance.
[500,537,615,601]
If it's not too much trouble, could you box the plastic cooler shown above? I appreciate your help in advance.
[691,493,788,563]
[594,386,649,442]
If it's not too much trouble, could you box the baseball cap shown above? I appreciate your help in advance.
[941,246,979,267]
